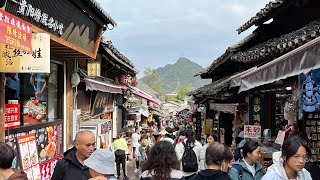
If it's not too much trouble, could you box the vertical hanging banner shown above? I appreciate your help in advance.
[0,9,32,53]
[0,33,50,73]
[249,93,265,125]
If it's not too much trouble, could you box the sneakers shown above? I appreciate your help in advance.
[123,176,129,180]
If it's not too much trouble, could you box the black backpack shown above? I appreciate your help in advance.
[181,142,198,172]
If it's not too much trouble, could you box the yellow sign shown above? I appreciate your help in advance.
[0,33,50,73]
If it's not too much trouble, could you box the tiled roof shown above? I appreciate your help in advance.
[232,19,320,63]
[100,37,137,73]
[82,0,117,26]
[236,0,285,34]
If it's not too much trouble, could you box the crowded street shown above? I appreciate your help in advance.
[1,0,320,180]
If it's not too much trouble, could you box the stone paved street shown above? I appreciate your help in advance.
[117,159,139,180]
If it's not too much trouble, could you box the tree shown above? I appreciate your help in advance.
[167,86,190,103]
[143,67,162,95]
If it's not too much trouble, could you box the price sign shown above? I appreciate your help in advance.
[244,125,261,139]
[5,103,20,130]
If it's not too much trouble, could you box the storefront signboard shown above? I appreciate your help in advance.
[249,93,265,125]
[0,33,50,73]
[5,103,20,130]
[244,125,261,139]
[40,156,63,180]
[0,9,32,53]
[17,133,41,180]
[91,92,114,116]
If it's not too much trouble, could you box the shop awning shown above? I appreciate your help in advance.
[84,78,122,94]
[120,85,162,105]
[209,103,239,114]
[239,36,320,93]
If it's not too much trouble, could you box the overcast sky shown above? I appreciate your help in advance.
[96,0,270,76]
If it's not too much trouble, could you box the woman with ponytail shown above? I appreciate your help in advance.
[228,140,264,180]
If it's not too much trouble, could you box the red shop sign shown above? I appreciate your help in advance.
[40,156,63,180]
[5,104,20,130]
[0,9,32,53]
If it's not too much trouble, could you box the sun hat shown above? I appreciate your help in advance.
[159,130,168,135]
[84,149,115,175]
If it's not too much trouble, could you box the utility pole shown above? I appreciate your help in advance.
[0,73,5,142]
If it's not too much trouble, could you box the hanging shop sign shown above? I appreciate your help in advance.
[5,103,20,130]
[91,92,114,116]
[124,88,133,98]
[0,33,50,73]
[244,125,261,139]
[249,93,265,125]
[124,74,133,84]
[5,0,102,53]
[123,100,134,110]
[17,133,41,180]
[0,9,32,53]
[87,61,101,77]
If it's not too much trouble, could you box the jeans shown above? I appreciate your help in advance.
[132,147,139,169]
[115,153,126,177]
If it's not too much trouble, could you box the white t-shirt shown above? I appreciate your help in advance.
[132,133,140,147]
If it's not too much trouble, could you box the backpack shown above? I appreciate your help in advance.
[232,164,243,180]
[181,142,198,172]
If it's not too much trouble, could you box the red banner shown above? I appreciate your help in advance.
[0,9,32,53]
[40,156,63,180]
[5,104,20,130]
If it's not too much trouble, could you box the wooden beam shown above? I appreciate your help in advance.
[66,62,74,148]
[33,25,97,59]
[0,73,4,142]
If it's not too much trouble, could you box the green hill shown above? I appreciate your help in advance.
[141,57,210,93]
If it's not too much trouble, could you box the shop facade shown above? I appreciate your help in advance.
[0,0,116,179]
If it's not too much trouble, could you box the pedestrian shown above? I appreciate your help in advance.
[52,130,96,180]
[200,132,218,170]
[152,125,159,141]
[269,131,319,180]
[111,133,129,180]
[84,149,117,180]
[132,128,141,172]
[140,141,184,180]
[159,130,175,144]
[0,142,28,180]
[228,140,264,180]
[274,120,288,147]
[190,142,232,180]
[135,135,151,177]
[261,138,312,180]
[175,129,204,179]
[146,131,155,146]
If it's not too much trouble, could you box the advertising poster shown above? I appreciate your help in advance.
[0,33,50,73]
[22,73,47,126]
[5,103,20,129]
[0,9,32,53]
[17,134,41,180]
[40,156,63,180]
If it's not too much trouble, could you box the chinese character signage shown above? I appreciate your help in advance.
[244,125,261,139]
[40,156,63,180]
[91,92,114,116]
[0,33,50,73]
[17,134,41,180]
[5,103,20,130]
[0,9,32,53]
[249,93,265,125]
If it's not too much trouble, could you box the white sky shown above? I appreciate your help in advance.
[96,0,271,76]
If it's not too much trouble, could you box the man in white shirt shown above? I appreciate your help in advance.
[131,128,140,171]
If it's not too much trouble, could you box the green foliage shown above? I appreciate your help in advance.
[176,86,190,101]
[142,67,163,95]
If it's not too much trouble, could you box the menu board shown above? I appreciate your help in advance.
[5,122,63,176]
[305,113,320,162]
[40,156,63,180]
[17,134,41,180]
